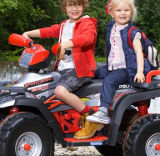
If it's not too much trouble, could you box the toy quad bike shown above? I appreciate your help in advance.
[0,33,160,156]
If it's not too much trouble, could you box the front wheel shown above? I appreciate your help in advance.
[0,112,54,156]
[123,114,160,156]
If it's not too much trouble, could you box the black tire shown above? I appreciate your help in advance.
[0,112,55,156]
[95,143,123,156]
[123,114,160,156]
[95,109,138,156]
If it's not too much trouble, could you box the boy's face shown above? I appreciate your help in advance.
[65,1,84,23]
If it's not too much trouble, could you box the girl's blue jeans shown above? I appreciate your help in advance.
[95,65,128,109]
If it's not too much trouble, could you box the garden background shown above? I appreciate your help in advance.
[0,0,160,61]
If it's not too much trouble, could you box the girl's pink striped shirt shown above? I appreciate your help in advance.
[108,24,141,71]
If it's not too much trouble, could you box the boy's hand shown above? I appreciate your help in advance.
[22,30,41,39]
[22,32,30,39]
[58,43,65,60]
[58,40,73,60]
[134,72,145,83]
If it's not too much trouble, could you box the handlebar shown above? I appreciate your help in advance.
[9,33,61,56]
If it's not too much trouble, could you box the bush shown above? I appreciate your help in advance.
[0,0,159,58]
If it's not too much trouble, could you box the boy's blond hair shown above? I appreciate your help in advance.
[59,0,88,12]
[108,0,137,21]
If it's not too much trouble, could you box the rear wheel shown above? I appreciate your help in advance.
[95,108,138,156]
[0,112,54,156]
[95,143,123,156]
[123,114,160,156]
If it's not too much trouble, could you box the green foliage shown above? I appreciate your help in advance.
[95,56,106,63]
[0,49,22,61]
[0,0,50,51]
[86,0,109,57]
[0,0,17,13]
[135,0,160,52]
[0,0,160,59]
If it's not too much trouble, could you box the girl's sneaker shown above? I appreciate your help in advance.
[86,110,111,124]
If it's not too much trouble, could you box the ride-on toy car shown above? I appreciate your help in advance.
[0,33,160,156]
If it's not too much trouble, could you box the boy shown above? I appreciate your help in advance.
[23,0,99,131]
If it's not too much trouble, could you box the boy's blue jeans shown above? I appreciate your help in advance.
[95,65,128,110]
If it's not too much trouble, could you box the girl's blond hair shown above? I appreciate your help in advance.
[108,0,137,21]
[59,0,88,12]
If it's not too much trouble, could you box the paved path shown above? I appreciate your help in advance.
[54,142,102,155]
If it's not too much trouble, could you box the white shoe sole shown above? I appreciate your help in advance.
[87,116,111,124]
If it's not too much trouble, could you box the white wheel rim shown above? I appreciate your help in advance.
[15,132,42,156]
[145,133,160,156]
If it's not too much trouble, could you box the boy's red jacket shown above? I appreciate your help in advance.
[39,17,97,78]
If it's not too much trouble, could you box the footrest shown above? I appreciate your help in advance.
[64,135,108,146]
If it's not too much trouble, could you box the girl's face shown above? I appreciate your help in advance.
[110,1,132,25]
[65,1,84,23]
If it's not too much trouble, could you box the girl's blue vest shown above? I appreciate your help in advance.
[106,21,151,84]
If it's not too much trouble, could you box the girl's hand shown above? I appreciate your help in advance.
[134,72,145,83]
[133,37,145,83]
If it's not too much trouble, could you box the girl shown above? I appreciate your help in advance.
[74,0,151,139]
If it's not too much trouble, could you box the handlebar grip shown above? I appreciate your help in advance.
[8,33,33,47]
[51,43,60,55]
[65,50,71,56]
